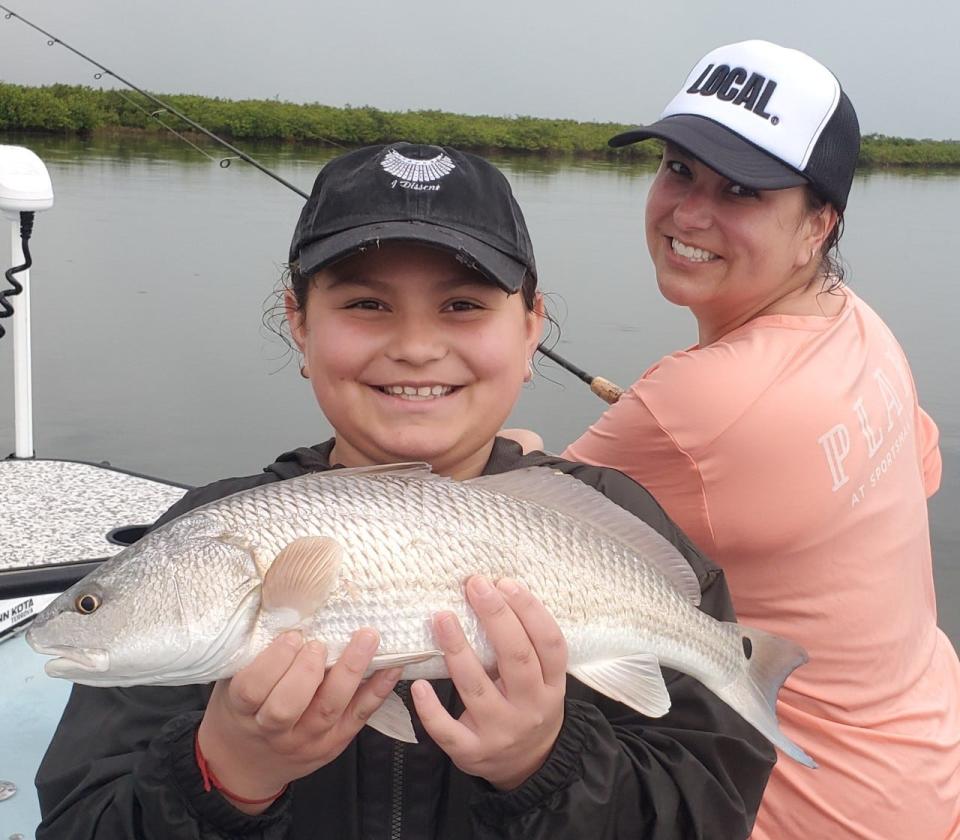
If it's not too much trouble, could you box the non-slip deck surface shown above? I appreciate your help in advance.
[0,459,188,570]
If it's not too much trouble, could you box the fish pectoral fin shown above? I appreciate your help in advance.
[569,654,671,718]
[366,690,418,743]
[369,650,443,670]
[261,536,342,619]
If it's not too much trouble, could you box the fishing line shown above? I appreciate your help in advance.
[0,4,624,400]
[111,90,230,166]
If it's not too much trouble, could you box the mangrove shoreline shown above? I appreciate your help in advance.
[2,83,959,168]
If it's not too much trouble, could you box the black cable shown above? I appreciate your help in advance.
[0,211,35,339]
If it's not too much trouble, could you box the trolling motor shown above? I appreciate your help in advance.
[0,145,55,458]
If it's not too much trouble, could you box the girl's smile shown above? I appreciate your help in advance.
[374,383,457,399]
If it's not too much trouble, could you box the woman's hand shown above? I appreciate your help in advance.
[411,576,568,791]
[197,628,402,814]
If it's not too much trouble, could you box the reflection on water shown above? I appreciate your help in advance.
[0,133,957,647]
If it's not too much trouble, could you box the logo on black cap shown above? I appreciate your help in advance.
[381,150,456,192]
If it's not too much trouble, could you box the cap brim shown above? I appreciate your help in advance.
[298,221,528,292]
[609,115,809,190]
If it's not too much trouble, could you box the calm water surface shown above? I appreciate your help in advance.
[0,134,957,647]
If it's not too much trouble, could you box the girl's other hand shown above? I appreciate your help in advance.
[411,576,568,790]
[197,628,402,814]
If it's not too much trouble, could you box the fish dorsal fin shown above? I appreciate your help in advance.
[262,536,342,619]
[467,468,701,605]
[570,654,671,718]
[366,690,417,743]
[325,462,438,480]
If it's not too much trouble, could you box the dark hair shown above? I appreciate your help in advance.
[805,187,846,291]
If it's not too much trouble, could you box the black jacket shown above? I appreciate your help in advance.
[35,439,775,840]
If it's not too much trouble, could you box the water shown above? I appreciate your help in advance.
[0,134,957,648]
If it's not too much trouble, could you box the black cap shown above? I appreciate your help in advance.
[290,143,536,291]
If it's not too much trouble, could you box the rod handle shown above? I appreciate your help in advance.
[590,376,624,405]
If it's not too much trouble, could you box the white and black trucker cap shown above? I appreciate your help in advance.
[290,142,536,292]
[610,40,860,210]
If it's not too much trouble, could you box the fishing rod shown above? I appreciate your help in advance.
[0,4,309,199]
[0,5,625,403]
[538,345,623,404]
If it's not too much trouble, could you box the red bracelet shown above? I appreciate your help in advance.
[194,730,288,806]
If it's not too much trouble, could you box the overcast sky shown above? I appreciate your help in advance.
[1,0,958,140]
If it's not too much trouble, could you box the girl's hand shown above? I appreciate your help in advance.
[197,628,402,814]
[411,576,568,790]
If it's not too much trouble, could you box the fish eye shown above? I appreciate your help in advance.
[75,593,101,615]
[742,637,753,659]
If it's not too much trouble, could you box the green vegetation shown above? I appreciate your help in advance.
[858,133,960,167]
[2,83,958,167]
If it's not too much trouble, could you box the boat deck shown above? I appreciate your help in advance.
[1,632,72,838]
[0,458,188,837]
[1,458,188,574]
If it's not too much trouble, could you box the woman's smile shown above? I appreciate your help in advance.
[668,236,720,264]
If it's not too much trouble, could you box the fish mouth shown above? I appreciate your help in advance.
[29,641,109,675]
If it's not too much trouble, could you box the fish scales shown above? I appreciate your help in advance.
[200,472,742,686]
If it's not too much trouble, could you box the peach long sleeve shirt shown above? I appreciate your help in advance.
[566,288,960,840]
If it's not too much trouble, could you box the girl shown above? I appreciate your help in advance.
[36,142,775,840]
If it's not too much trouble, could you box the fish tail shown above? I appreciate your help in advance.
[713,623,817,768]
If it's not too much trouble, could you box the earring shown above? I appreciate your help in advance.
[300,364,310,379]
[523,360,533,383]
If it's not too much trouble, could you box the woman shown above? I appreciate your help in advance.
[35,142,777,839]
[565,41,960,839]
